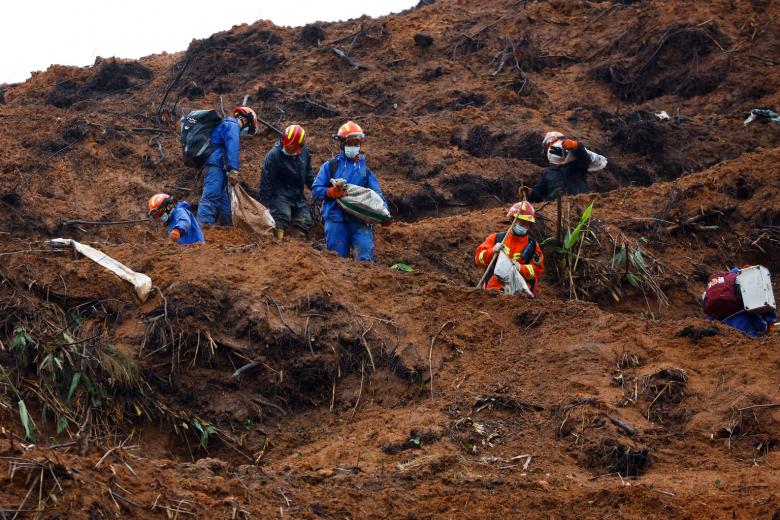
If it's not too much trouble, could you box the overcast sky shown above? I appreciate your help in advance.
[1,0,418,84]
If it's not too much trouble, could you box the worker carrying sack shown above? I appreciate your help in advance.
[330,178,391,225]
[703,271,743,319]
[180,109,222,168]
[230,185,275,236]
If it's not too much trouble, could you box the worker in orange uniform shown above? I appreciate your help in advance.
[475,201,544,296]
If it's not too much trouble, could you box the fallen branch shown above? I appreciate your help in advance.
[350,360,365,421]
[149,137,164,165]
[607,414,636,436]
[0,249,67,257]
[258,116,283,136]
[737,403,780,412]
[665,206,735,233]
[60,218,149,227]
[331,47,368,70]
[231,361,260,379]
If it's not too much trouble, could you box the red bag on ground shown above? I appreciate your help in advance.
[703,271,743,319]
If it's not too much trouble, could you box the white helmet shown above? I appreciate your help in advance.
[542,131,564,148]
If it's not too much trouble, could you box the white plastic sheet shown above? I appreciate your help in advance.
[45,239,153,301]
[493,252,534,298]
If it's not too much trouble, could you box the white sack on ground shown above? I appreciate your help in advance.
[493,251,534,298]
[45,238,153,301]
[231,185,276,236]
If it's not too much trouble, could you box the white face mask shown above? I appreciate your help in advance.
[160,211,171,224]
[512,224,528,236]
[344,146,360,159]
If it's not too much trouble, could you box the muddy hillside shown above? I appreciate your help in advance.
[1,0,779,518]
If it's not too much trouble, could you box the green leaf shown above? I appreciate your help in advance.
[80,374,102,407]
[629,246,647,270]
[12,327,33,350]
[193,419,217,447]
[18,399,36,442]
[67,372,82,402]
[626,273,643,289]
[611,244,627,269]
[57,415,69,434]
[60,331,77,345]
[564,201,594,251]
[390,263,414,272]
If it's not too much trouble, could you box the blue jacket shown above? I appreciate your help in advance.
[205,116,241,171]
[168,202,205,245]
[311,154,387,222]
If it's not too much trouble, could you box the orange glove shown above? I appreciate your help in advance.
[327,186,346,199]
[169,228,181,243]
[561,139,579,151]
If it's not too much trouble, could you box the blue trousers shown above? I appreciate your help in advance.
[324,220,374,261]
[197,165,232,225]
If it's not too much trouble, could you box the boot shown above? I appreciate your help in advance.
[274,228,285,239]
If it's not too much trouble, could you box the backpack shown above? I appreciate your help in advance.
[703,271,743,319]
[180,110,222,168]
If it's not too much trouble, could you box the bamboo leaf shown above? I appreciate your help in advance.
[18,399,36,441]
[611,244,627,269]
[564,202,594,250]
[390,263,414,272]
[57,415,69,434]
[626,273,643,289]
[67,372,82,402]
[630,246,647,270]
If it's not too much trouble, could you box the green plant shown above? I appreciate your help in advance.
[193,418,217,447]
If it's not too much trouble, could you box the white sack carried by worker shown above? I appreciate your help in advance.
[331,178,391,225]
[230,185,275,236]
[493,251,534,298]
[45,239,152,301]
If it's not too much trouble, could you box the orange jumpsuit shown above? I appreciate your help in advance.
[475,232,545,293]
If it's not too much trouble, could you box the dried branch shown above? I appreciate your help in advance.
[331,47,368,70]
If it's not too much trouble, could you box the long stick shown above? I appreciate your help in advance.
[257,117,282,135]
[476,215,519,289]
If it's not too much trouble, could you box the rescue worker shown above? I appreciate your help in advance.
[703,267,776,337]
[528,131,607,202]
[197,106,257,226]
[475,201,544,295]
[311,121,388,261]
[259,124,314,239]
[148,193,204,245]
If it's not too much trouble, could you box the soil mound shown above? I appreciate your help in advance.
[1,0,780,517]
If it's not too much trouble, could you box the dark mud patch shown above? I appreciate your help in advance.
[590,23,731,103]
[45,59,152,108]
[182,27,284,92]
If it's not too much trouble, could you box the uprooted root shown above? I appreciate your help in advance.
[555,398,650,476]
[641,368,689,425]
[712,399,780,459]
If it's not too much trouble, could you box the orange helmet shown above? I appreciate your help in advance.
[232,106,257,135]
[335,121,365,142]
[148,193,173,219]
[507,201,536,223]
[282,124,305,155]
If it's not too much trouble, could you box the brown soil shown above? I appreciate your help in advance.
[1,1,780,518]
